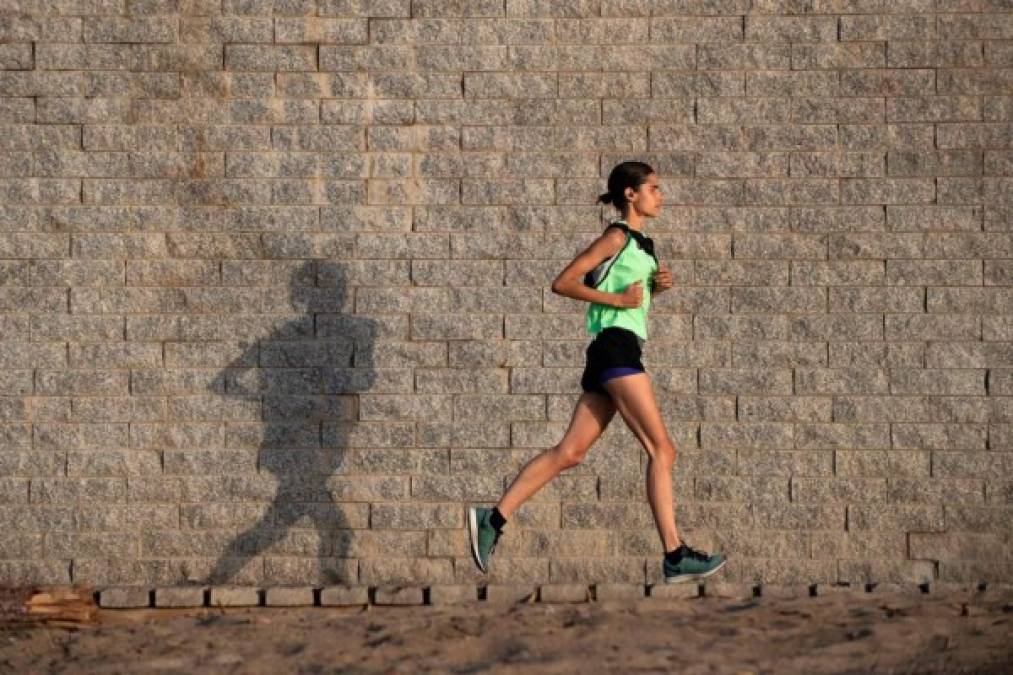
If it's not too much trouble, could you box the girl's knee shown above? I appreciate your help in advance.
[650,443,676,465]
[552,444,586,468]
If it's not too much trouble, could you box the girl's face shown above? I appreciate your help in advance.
[625,173,663,218]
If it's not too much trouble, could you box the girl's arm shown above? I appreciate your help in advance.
[550,228,628,307]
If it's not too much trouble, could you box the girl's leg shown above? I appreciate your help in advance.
[601,372,681,552]
[495,391,617,519]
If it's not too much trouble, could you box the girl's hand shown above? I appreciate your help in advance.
[614,280,643,308]
[651,264,673,293]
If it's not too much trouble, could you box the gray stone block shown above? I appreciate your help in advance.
[981,583,1013,601]
[702,583,754,600]
[648,583,700,599]
[210,587,261,607]
[867,582,927,596]
[925,581,982,595]
[374,586,424,605]
[812,583,866,596]
[484,584,538,604]
[99,587,150,609]
[428,584,477,605]
[320,585,369,606]
[758,584,811,599]
[539,584,590,603]
[265,587,315,607]
[154,586,205,608]
[594,583,645,601]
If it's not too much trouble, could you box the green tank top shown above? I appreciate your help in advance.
[584,220,659,344]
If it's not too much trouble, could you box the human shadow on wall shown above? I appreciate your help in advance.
[205,260,378,586]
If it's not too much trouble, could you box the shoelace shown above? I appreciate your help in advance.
[680,541,711,562]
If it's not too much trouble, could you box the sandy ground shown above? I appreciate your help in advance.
[1,588,1010,674]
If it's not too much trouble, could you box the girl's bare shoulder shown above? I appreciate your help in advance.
[595,224,628,254]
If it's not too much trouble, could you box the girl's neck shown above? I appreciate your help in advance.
[619,211,644,232]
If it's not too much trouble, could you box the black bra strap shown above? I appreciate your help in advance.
[607,221,657,265]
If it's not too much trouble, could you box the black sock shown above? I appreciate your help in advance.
[489,507,507,532]
[664,543,686,563]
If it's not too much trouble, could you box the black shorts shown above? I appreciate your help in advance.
[580,326,646,398]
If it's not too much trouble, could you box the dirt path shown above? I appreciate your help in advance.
[2,588,1010,674]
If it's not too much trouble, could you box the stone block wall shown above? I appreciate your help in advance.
[0,0,1011,588]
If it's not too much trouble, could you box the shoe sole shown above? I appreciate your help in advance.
[467,507,486,574]
[663,558,727,584]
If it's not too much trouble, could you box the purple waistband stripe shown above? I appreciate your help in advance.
[598,367,642,383]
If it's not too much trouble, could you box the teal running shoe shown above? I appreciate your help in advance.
[663,541,727,584]
[468,506,504,573]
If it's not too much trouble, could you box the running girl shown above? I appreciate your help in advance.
[468,161,727,585]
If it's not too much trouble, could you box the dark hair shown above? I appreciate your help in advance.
[597,161,655,213]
